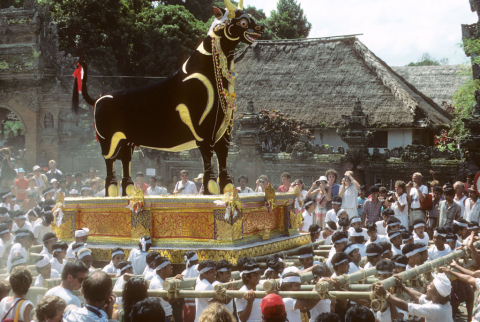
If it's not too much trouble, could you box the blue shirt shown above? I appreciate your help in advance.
[326,183,341,211]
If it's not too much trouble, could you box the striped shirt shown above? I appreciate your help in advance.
[363,198,383,223]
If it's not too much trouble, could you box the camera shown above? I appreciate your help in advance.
[343,175,348,180]
[387,191,395,197]
[409,182,414,187]
[259,179,265,184]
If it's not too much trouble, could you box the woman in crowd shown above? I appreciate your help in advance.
[113,277,149,322]
[0,266,33,322]
[35,296,66,322]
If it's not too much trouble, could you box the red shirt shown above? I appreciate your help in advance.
[135,182,149,194]
[15,178,29,200]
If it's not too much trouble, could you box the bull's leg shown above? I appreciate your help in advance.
[197,142,219,195]
[120,145,135,196]
[213,134,233,194]
[104,158,118,197]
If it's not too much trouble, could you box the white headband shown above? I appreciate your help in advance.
[377,270,393,275]
[43,237,57,243]
[414,223,425,229]
[434,231,447,237]
[278,258,283,262]
[315,227,321,233]
[416,246,427,253]
[405,249,419,258]
[334,238,348,244]
[0,229,9,235]
[366,252,380,256]
[389,232,400,240]
[351,230,364,237]
[75,228,89,237]
[185,253,198,267]
[155,261,171,271]
[217,268,231,272]
[394,262,406,267]
[280,276,301,284]
[446,239,454,242]
[15,232,30,238]
[334,258,348,266]
[81,187,90,191]
[243,267,260,274]
[350,218,361,224]
[78,250,92,259]
[69,189,79,194]
[332,201,342,205]
[388,222,399,227]
[299,253,313,259]
[383,249,391,254]
[199,266,214,274]
[112,250,124,258]
[53,247,64,253]
[454,220,468,227]
[470,226,480,230]
[344,244,358,254]
[120,264,133,273]
[0,213,8,218]
[36,257,50,268]
[11,258,26,266]
[325,224,335,231]
[15,215,27,220]
[304,201,314,207]
[265,267,274,273]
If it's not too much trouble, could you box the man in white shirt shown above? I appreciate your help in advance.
[428,227,451,260]
[343,243,362,274]
[146,176,167,196]
[412,219,429,246]
[33,211,54,244]
[102,247,125,275]
[149,256,182,321]
[45,259,89,307]
[64,270,116,322]
[236,174,254,193]
[212,260,234,314]
[407,172,429,225]
[465,187,480,222]
[12,211,33,232]
[280,271,320,322]
[128,235,151,275]
[375,273,453,322]
[194,260,217,322]
[339,171,360,219]
[173,170,198,195]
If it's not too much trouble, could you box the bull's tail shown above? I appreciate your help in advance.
[72,61,96,114]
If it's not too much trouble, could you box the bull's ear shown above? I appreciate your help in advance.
[213,6,226,19]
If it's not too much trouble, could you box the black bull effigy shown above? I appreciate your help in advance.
[71,0,264,197]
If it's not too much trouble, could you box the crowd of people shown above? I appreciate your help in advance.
[0,150,479,321]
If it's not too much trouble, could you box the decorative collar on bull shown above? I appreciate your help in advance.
[71,0,264,197]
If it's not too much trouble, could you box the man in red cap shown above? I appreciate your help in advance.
[260,293,287,322]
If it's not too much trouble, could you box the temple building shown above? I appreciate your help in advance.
[234,36,455,153]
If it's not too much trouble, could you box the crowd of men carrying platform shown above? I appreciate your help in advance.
[0,154,479,321]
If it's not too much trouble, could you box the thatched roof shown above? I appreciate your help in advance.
[392,65,468,107]
[234,36,453,129]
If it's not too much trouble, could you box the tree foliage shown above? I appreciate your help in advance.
[161,0,214,22]
[267,0,311,39]
[407,53,449,66]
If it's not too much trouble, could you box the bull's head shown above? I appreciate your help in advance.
[212,0,265,44]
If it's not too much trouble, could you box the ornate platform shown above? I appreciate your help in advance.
[52,192,309,264]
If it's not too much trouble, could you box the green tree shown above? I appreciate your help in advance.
[407,53,449,66]
[267,0,311,39]
[161,0,214,22]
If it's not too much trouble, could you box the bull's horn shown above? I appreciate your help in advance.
[224,0,236,13]
[238,0,243,9]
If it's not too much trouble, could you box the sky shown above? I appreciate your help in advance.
[253,0,478,67]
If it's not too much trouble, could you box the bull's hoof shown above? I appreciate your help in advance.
[122,177,134,196]
[105,176,117,197]
[207,179,220,195]
[202,170,218,195]
[218,170,233,194]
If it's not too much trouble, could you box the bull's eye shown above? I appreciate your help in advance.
[236,19,248,28]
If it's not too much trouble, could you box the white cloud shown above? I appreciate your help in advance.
[249,0,478,66]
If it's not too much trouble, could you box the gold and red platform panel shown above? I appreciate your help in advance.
[52,193,309,264]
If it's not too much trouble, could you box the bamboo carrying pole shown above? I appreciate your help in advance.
[252,240,325,262]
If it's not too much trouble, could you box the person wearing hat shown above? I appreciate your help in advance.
[102,248,125,276]
[14,168,28,204]
[412,219,429,247]
[7,228,33,273]
[32,165,48,192]
[68,188,79,197]
[375,271,453,322]
[306,175,329,226]
[260,293,287,322]
[77,248,95,274]
[12,211,33,233]
[343,242,362,274]
[173,170,197,195]
[193,173,204,194]
[34,256,60,302]
[66,228,89,259]
[465,187,480,222]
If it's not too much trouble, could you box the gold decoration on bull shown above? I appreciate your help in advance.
[212,36,237,135]
[128,187,144,214]
[264,183,276,213]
